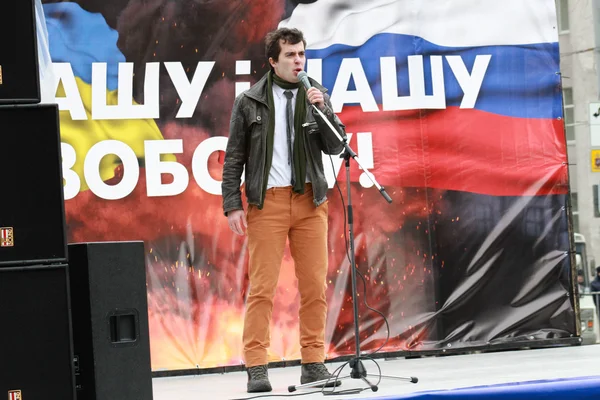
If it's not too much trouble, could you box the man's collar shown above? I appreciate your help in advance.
[273,84,298,99]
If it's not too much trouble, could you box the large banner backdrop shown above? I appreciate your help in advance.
[42,0,575,371]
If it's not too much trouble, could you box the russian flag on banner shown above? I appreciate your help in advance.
[281,0,566,197]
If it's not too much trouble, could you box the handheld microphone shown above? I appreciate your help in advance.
[297,72,392,204]
[297,71,311,91]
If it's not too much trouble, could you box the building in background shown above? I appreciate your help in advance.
[558,0,600,267]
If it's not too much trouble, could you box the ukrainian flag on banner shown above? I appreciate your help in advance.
[44,2,173,191]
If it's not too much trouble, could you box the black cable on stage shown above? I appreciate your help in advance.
[324,142,392,357]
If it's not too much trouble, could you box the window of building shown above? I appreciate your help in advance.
[524,207,544,237]
[563,88,575,141]
[556,0,570,33]
[571,192,579,232]
[474,203,494,232]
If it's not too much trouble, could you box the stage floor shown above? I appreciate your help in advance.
[152,344,600,400]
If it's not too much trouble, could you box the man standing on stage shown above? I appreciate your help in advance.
[222,27,345,393]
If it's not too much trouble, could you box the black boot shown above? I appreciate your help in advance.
[247,365,272,393]
[301,363,341,387]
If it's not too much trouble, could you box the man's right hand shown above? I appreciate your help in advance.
[227,209,247,236]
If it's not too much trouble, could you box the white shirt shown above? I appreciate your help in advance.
[267,84,310,189]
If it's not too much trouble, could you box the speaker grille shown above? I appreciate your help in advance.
[0,104,67,266]
[68,241,154,400]
[0,265,75,399]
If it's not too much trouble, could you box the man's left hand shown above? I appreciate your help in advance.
[306,87,326,111]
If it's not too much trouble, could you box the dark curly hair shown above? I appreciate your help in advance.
[265,27,306,63]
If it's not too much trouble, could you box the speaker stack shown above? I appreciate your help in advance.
[0,1,75,399]
[0,2,153,399]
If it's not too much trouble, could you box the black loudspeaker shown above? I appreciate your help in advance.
[0,104,67,267]
[68,241,154,400]
[0,0,40,103]
[0,264,76,400]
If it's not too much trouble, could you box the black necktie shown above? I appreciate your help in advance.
[283,90,295,186]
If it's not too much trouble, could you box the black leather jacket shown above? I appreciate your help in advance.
[222,73,345,215]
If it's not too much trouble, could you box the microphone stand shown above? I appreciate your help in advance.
[288,104,418,394]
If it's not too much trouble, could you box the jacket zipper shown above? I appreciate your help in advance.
[303,124,318,197]
[258,111,268,207]
[244,93,270,208]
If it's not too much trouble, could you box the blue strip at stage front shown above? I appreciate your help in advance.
[372,376,600,400]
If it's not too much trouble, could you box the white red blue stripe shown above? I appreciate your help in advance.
[281,0,567,196]
[282,0,558,48]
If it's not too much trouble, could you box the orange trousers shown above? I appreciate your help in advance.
[243,184,329,367]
